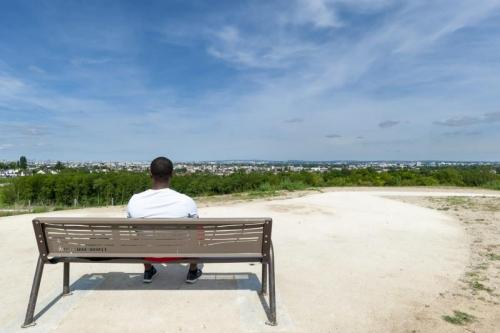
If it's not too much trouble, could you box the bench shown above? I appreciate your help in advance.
[22,217,276,327]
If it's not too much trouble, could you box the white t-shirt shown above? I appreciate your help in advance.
[126,188,198,218]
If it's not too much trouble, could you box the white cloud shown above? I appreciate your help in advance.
[390,1,500,53]
[28,65,46,75]
[0,74,26,97]
[291,0,341,28]
[205,1,500,99]
[71,57,112,66]
[207,25,316,69]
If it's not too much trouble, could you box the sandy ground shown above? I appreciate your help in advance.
[388,195,500,333]
[0,188,498,333]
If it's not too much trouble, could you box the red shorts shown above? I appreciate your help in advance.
[144,257,181,263]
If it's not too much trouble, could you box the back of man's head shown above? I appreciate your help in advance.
[150,156,173,182]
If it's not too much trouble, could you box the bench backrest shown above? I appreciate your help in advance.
[32,217,272,260]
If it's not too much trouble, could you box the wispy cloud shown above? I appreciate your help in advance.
[434,111,500,127]
[443,130,482,136]
[288,0,342,29]
[378,120,400,129]
[28,65,46,75]
[0,73,26,97]
[325,133,342,138]
[207,25,315,69]
[71,57,112,66]
[284,117,304,124]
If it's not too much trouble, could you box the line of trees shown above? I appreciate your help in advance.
[0,156,28,170]
[0,166,498,207]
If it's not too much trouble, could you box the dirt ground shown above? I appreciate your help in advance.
[389,195,500,333]
[0,187,498,332]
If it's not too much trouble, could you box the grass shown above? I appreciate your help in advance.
[474,263,489,270]
[443,196,471,206]
[486,253,500,261]
[465,271,480,278]
[431,196,473,211]
[442,310,476,325]
[484,180,500,190]
[432,196,500,212]
[482,202,500,212]
[245,191,279,198]
[470,280,493,293]
[0,206,69,217]
[1,187,308,218]
[0,211,18,217]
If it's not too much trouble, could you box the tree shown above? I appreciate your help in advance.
[19,156,27,170]
[55,161,65,171]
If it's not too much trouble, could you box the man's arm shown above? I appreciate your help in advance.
[187,198,199,218]
[186,198,200,272]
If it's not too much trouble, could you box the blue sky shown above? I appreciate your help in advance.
[1,0,500,161]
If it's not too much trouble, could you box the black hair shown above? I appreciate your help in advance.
[150,156,173,182]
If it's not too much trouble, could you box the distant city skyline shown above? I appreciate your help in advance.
[2,158,498,180]
[1,1,500,161]
[3,158,499,164]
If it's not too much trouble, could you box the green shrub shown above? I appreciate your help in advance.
[1,166,498,208]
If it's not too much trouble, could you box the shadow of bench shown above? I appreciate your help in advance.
[32,269,273,324]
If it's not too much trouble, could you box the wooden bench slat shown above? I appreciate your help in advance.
[46,252,264,258]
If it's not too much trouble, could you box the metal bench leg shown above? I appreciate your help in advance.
[22,256,45,328]
[266,242,277,326]
[260,261,268,295]
[63,262,71,296]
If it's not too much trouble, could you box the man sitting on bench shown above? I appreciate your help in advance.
[126,156,202,284]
